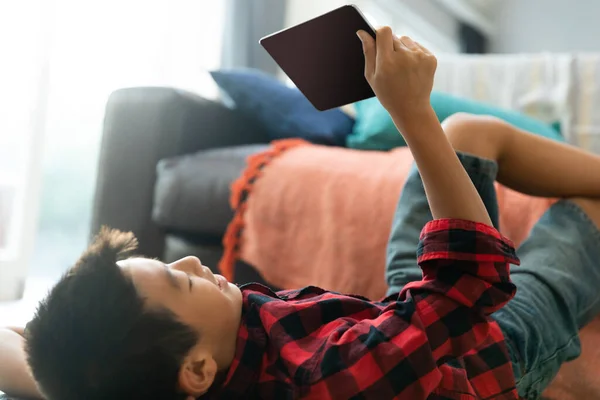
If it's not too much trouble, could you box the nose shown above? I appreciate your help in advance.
[169,256,203,275]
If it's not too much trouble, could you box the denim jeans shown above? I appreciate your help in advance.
[385,152,600,399]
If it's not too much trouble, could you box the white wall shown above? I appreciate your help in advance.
[386,0,458,45]
[491,0,600,53]
[285,0,460,51]
[285,0,348,26]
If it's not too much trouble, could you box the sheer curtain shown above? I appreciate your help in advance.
[0,0,49,301]
[0,0,226,301]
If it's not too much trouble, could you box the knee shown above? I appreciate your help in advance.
[442,113,506,140]
[569,197,600,230]
[442,113,509,160]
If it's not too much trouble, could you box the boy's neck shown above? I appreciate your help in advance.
[208,317,242,373]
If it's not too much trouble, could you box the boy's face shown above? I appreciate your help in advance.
[118,256,243,365]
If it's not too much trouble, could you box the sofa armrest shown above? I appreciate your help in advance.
[91,87,269,258]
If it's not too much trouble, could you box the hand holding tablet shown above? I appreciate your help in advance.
[260,5,377,111]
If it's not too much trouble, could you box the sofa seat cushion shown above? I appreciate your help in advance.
[153,144,269,237]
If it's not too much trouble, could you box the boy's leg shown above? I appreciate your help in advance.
[385,117,501,295]
[492,198,600,399]
[431,113,600,398]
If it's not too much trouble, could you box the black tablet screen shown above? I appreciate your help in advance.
[260,5,377,111]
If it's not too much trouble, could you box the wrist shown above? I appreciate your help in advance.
[389,103,437,133]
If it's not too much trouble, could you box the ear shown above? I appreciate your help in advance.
[178,349,218,398]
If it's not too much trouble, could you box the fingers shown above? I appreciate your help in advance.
[399,36,419,51]
[356,30,376,78]
[392,35,403,51]
[396,35,433,56]
[414,40,433,55]
[357,27,434,81]
[376,26,394,61]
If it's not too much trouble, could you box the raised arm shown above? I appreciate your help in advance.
[356,27,492,226]
[0,327,44,399]
[301,223,518,398]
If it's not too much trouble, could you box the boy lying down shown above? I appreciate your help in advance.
[3,27,600,400]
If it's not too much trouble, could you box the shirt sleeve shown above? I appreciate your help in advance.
[406,218,519,315]
[302,219,519,399]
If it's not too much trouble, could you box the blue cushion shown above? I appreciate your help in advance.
[347,91,564,150]
[210,69,354,146]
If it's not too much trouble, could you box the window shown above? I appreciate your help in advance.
[0,184,15,252]
[0,0,47,301]
[32,0,226,280]
[0,0,227,304]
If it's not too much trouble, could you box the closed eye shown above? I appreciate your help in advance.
[187,273,193,292]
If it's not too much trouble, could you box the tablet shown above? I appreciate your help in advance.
[260,5,377,111]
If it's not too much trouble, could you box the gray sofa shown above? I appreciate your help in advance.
[90,86,283,286]
[0,87,282,400]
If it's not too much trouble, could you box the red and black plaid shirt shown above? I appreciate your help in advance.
[211,219,520,399]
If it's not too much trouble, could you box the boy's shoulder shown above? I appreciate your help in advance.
[238,283,398,325]
[240,283,387,303]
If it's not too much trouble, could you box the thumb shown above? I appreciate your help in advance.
[357,30,375,78]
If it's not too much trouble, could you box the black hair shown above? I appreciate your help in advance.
[25,228,199,400]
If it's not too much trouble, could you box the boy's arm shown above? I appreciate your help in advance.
[0,328,44,399]
[393,107,493,225]
[294,29,518,399]
[356,28,492,226]
[301,220,518,398]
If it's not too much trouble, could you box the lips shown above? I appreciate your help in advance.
[215,275,227,291]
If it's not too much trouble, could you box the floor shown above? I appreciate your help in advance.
[0,225,90,327]
[0,217,91,398]
[0,277,56,327]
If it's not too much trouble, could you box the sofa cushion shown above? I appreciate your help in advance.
[153,144,269,237]
[210,69,355,146]
[347,92,565,150]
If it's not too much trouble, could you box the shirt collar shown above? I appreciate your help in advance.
[211,284,276,397]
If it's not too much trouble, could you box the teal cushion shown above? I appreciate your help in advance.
[347,92,564,150]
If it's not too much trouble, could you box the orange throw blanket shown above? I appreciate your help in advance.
[219,140,600,399]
